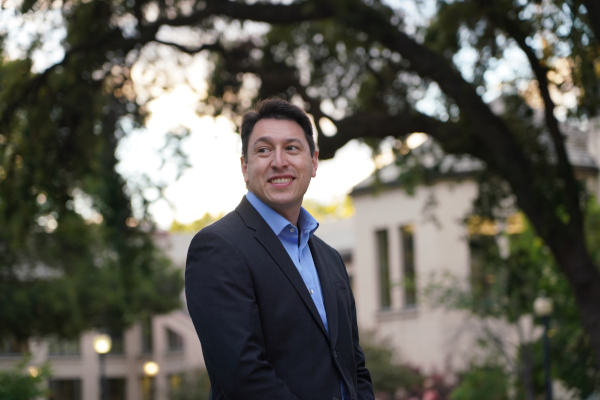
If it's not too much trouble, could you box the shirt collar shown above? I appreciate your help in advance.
[246,191,319,236]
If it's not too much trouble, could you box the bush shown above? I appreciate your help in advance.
[0,356,50,400]
[450,365,508,400]
[168,368,211,400]
[361,332,424,396]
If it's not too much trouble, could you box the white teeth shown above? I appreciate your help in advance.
[271,178,293,184]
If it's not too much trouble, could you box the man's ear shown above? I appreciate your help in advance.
[241,156,249,183]
[311,150,318,178]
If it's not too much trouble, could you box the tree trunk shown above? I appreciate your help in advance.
[539,231,600,370]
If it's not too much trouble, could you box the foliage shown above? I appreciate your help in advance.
[302,195,355,223]
[450,364,509,400]
[0,356,51,400]
[170,212,224,233]
[0,1,184,340]
[360,332,424,396]
[168,368,211,400]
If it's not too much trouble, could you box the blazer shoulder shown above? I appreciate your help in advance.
[191,210,248,244]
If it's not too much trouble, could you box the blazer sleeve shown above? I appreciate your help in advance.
[185,228,300,400]
[337,250,375,400]
[350,287,375,400]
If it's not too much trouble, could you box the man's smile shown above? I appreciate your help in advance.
[269,176,295,185]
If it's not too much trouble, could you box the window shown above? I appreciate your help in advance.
[49,379,82,400]
[400,225,417,308]
[140,376,155,400]
[168,373,182,392]
[376,229,391,309]
[106,378,127,400]
[141,318,153,354]
[166,328,184,353]
[0,338,28,356]
[48,337,80,357]
[468,234,499,302]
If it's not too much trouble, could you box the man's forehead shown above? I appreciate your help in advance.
[249,118,307,144]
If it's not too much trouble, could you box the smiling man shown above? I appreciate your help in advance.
[185,98,374,400]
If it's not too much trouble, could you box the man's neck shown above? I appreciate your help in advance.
[248,191,302,226]
[271,206,301,227]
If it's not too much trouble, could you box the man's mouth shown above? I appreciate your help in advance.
[269,177,294,184]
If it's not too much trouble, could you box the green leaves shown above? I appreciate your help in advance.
[361,333,424,394]
[0,356,51,400]
[451,365,509,400]
[0,0,182,341]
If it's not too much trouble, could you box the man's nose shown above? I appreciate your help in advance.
[271,148,288,169]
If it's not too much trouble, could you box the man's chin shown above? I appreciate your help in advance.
[265,194,301,209]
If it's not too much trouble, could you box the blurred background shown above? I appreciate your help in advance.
[1,0,600,399]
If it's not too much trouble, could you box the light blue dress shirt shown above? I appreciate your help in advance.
[246,191,349,400]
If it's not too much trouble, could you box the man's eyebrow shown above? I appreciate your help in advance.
[252,137,304,146]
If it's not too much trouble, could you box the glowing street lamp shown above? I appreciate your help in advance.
[143,361,159,376]
[142,361,159,400]
[93,334,112,400]
[93,334,112,354]
[534,293,553,400]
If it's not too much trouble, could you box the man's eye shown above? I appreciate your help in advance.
[257,148,269,153]
[286,146,299,151]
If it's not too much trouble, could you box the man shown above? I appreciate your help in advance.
[185,98,374,400]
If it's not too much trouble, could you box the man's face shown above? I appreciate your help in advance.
[241,118,318,218]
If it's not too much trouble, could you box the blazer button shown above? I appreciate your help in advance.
[332,398,340,400]
[333,351,338,358]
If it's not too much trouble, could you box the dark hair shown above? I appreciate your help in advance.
[240,98,315,162]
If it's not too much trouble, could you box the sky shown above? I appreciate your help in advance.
[115,85,380,228]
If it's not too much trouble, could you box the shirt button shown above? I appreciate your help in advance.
[309,289,314,294]
[290,228,295,232]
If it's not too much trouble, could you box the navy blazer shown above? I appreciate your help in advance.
[185,196,374,400]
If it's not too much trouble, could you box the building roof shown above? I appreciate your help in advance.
[351,122,599,196]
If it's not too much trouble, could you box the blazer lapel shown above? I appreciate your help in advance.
[309,238,338,351]
[236,197,330,339]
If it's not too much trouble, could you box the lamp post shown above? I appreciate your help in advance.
[93,334,112,400]
[534,294,553,400]
[142,361,159,400]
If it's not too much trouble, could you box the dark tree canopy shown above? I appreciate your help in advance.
[2,0,600,373]
[0,0,184,339]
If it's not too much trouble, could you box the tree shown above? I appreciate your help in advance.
[3,0,600,367]
[0,2,184,340]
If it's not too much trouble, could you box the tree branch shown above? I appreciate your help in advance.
[320,109,474,160]
[153,0,334,28]
[481,1,582,229]
[153,40,221,55]
[581,0,600,43]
